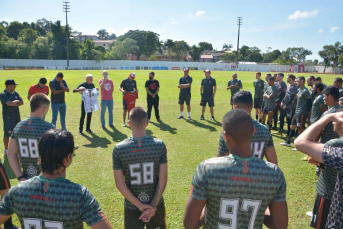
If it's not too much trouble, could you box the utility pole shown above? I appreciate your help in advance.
[236,17,242,69]
[63,2,70,69]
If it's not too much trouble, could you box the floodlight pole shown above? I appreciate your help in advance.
[236,17,242,69]
[63,2,70,69]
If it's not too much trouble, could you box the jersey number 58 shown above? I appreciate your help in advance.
[129,162,154,185]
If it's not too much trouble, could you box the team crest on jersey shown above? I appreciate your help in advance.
[27,165,37,177]
[138,192,150,203]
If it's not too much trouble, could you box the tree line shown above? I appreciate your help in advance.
[0,19,342,68]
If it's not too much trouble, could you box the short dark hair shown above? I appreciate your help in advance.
[278,73,284,77]
[268,77,275,81]
[129,107,148,127]
[315,77,322,81]
[38,129,74,175]
[149,72,155,76]
[39,77,47,84]
[313,82,324,92]
[334,78,342,85]
[232,90,253,109]
[222,109,254,145]
[323,86,339,101]
[288,74,295,81]
[266,74,272,77]
[309,76,315,81]
[298,76,305,82]
[56,72,64,78]
[30,93,50,112]
[255,72,261,76]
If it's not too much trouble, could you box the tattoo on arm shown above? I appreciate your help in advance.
[150,184,166,208]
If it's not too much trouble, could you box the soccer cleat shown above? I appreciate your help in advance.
[200,116,204,120]
[86,129,93,133]
[273,131,283,136]
[292,148,298,151]
[280,142,291,147]
[157,119,162,122]
[102,126,106,129]
[301,155,309,161]
[122,123,126,127]
[211,117,216,121]
[277,121,280,124]
[79,132,83,135]
[177,115,184,119]
[3,149,8,155]
[188,116,191,120]
[109,125,115,128]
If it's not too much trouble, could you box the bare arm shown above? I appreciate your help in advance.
[264,201,288,229]
[27,94,32,101]
[146,87,154,96]
[8,139,26,181]
[154,87,160,96]
[0,215,11,225]
[74,88,86,93]
[150,164,167,208]
[6,100,22,106]
[100,79,106,89]
[119,87,126,94]
[319,104,326,113]
[90,219,113,229]
[179,83,192,89]
[183,196,206,229]
[200,85,204,94]
[51,89,66,95]
[264,147,278,165]
[213,86,217,97]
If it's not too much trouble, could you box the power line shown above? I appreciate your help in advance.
[236,17,242,68]
[63,2,70,69]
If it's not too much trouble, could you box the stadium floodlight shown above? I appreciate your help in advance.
[236,17,242,68]
[63,2,70,69]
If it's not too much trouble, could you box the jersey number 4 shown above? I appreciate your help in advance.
[18,138,39,158]
[129,162,154,185]
[23,218,63,229]
[218,198,262,229]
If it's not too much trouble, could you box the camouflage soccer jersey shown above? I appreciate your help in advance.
[218,119,274,159]
[0,175,107,228]
[316,138,343,200]
[310,93,324,124]
[265,85,277,109]
[263,82,269,103]
[320,105,342,143]
[112,136,167,210]
[11,117,55,178]
[190,155,286,229]
[253,80,265,98]
[295,87,310,114]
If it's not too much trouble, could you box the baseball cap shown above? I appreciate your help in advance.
[203,69,211,74]
[183,68,189,72]
[5,79,18,86]
[129,72,136,78]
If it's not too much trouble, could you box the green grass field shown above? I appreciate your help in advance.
[0,69,341,228]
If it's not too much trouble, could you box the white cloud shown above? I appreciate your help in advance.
[1,18,12,22]
[288,9,319,20]
[171,18,177,24]
[107,28,133,36]
[330,26,339,33]
[195,11,205,16]
[318,28,323,33]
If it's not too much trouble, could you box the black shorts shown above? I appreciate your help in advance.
[286,108,295,120]
[200,94,214,107]
[263,107,274,114]
[123,99,127,110]
[291,113,308,130]
[179,93,191,105]
[310,194,331,229]
[124,201,166,229]
[0,163,11,191]
[3,119,20,137]
[254,98,263,109]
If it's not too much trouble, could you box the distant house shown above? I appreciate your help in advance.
[200,55,213,62]
[94,40,116,51]
[212,53,223,62]
[70,33,99,43]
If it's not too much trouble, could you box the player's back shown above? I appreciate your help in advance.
[191,155,286,229]
[112,135,167,210]
[11,117,55,178]
[2,176,104,229]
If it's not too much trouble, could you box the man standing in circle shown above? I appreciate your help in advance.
[145,72,161,122]
[119,72,138,126]
[99,70,114,129]
[49,72,69,129]
[0,79,23,155]
[227,73,243,110]
[27,77,49,101]
[73,74,97,134]
[8,93,55,181]
[253,72,264,121]
[178,68,192,120]
[333,77,343,97]
[200,69,217,121]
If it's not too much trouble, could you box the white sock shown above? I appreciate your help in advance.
[188,112,190,117]
[181,111,183,116]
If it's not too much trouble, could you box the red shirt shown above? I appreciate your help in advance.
[123,91,138,112]
[28,84,49,96]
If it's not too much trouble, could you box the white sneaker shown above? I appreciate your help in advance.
[3,149,8,155]
[280,142,291,147]
[292,148,298,151]
[122,123,126,127]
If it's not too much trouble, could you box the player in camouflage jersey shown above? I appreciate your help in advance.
[253,72,264,121]
[262,77,277,131]
[0,129,112,229]
[333,77,343,98]
[227,73,242,110]
[310,82,325,125]
[295,111,343,229]
[260,74,271,123]
[217,90,277,165]
[8,93,55,181]
[113,107,168,229]
[184,109,288,229]
[272,73,287,131]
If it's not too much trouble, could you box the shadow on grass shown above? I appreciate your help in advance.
[186,119,217,132]
[103,127,128,143]
[146,129,156,138]
[149,121,177,134]
[82,132,112,148]
[2,156,16,179]
[205,120,222,127]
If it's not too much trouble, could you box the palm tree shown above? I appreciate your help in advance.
[164,39,175,61]
[223,43,233,52]
[318,46,331,73]
[327,42,343,73]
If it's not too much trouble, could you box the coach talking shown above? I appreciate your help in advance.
[200,69,217,121]
[145,71,161,122]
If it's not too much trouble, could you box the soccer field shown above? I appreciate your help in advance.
[0,70,340,228]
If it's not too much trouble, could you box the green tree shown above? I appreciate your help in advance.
[149,55,157,61]
[239,45,250,61]
[108,33,116,39]
[164,39,175,60]
[32,37,50,59]
[221,52,237,62]
[327,42,343,70]
[6,21,23,40]
[97,29,109,39]
[273,49,297,65]
[313,59,319,65]
[189,45,202,62]
[198,42,213,51]
[338,54,343,67]
[69,39,82,60]
[19,28,39,45]
[247,46,263,62]
[318,46,331,73]
[36,18,52,32]
[222,43,233,51]
[105,38,139,60]
[172,40,189,61]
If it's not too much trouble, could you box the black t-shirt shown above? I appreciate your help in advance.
[201,77,216,95]
[179,76,193,94]
[73,82,95,92]
[120,78,137,93]
[0,89,22,121]
[145,79,160,97]
[49,79,68,103]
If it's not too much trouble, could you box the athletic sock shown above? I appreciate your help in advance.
[259,119,262,123]
[188,112,190,117]
[180,111,183,116]
[256,115,258,120]
[274,118,277,129]
[287,130,295,144]
[267,121,269,125]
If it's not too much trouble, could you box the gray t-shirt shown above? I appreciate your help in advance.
[228,79,242,96]
[282,83,298,109]
[49,79,68,104]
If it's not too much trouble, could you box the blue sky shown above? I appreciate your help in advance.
[1,0,342,60]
